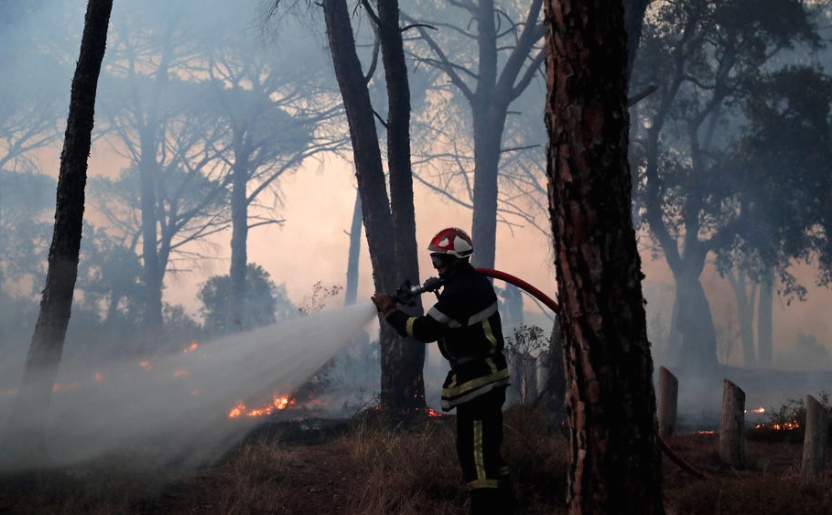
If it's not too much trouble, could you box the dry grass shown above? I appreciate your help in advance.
[2,406,832,514]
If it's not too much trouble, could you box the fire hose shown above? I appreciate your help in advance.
[393,267,710,480]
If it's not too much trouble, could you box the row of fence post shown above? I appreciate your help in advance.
[657,366,830,478]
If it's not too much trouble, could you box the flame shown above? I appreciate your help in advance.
[755,421,800,430]
[139,361,152,371]
[228,394,296,418]
[752,407,765,413]
[183,341,198,354]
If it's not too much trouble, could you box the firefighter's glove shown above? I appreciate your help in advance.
[422,276,443,293]
[371,293,397,318]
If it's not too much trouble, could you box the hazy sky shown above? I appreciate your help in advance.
[9,0,832,372]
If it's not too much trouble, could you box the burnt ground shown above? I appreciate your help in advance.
[141,417,830,515]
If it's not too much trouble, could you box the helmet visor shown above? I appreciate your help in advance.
[431,253,456,269]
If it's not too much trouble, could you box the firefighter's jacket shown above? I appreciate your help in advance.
[385,263,510,411]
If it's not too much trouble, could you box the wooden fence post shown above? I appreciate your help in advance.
[719,379,746,469]
[657,366,678,437]
[521,353,538,407]
[802,394,829,478]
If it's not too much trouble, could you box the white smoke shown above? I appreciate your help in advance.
[0,302,378,471]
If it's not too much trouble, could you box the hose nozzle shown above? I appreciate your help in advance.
[392,277,444,305]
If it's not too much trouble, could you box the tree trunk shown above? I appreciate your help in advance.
[757,267,774,367]
[323,0,425,412]
[229,144,250,332]
[378,0,426,410]
[674,265,719,371]
[343,189,362,307]
[726,267,756,368]
[544,0,664,512]
[140,150,163,331]
[624,0,650,84]
[4,0,113,458]
[470,105,507,269]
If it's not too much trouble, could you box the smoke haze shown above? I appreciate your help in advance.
[0,302,378,472]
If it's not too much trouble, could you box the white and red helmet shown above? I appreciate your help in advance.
[427,227,474,259]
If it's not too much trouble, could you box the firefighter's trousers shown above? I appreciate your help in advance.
[455,386,514,514]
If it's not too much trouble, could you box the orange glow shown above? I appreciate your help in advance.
[139,361,152,371]
[53,382,80,393]
[227,394,296,418]
[757,422,800,431]
[183,341,198,354]
[173,369,190,377]
[94,372,104,382]
[752,407,765,413]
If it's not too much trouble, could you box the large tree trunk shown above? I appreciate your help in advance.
[378,0,426,409]
[544,0,664,512]
[674,265,719,371]
[4,0,113,458]
[323,0,425,412]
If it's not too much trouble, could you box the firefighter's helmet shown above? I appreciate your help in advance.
[427,227,474,259]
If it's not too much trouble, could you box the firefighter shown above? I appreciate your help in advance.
[371,227,515,515]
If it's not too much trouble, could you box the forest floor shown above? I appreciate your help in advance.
[2,406,832,514]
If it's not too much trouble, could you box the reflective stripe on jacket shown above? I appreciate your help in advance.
[386,264,510,410]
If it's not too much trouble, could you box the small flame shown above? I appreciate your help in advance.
[139,361,152,371]
[183,341,198,354]
[228,394,295,418]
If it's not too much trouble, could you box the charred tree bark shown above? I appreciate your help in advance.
[4,0,113,456]
[323,0,425,412]
[544,0,664,512]
[378,0,426,409]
